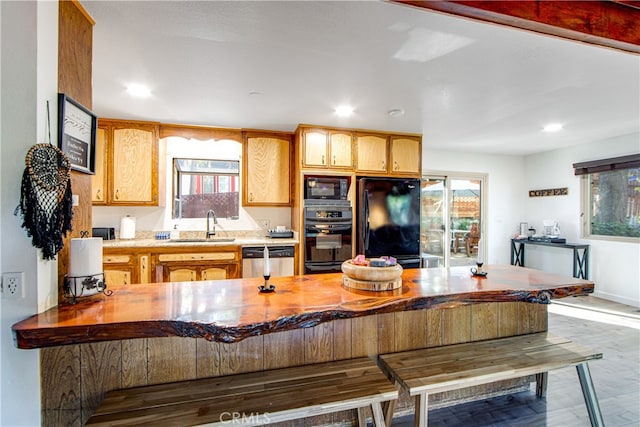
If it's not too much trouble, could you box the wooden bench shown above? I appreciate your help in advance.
[86,357,397,427]
[378,333,604,427]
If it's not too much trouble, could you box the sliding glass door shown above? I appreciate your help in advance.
[421,175,485,267]
[421,178,446,267]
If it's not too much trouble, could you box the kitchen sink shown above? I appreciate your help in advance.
[171,238,235,243]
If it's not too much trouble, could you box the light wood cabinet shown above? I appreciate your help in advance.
[243,131,292,206]
[303,130,326,167]
[355,134,388,173]
[300,127,353,169]
[93,119,160,206]
[158,263,237,282]
[104,246,240,285]
[103,253,150,286]
[355,132,421,177]
[111,122,158,204]
[152,249,240,282]
[330,131,353,168]
[390,136,421,175]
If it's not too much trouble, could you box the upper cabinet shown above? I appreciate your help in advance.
[243,130,293,206]
[355,132,421,177]
[299,126,353,169]
[297,125,421,177]
[93,119,160,206]
[355,133,388,173]
[389,135,421,175]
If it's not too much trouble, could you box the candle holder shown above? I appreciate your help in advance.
[64,273,113,303]
[470,263,488,277]
[258,275,275,293]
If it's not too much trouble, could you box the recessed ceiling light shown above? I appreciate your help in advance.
[543,123,563,132]
[388,109,405,117]
[126,83,151,97]
[335,105,354,117]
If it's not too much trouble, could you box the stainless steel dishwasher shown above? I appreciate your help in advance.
[242,246,295,278]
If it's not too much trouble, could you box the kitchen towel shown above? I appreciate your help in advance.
[120,215,136,239]
[69,237,103,296]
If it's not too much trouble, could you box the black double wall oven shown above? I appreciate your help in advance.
[303,176,352,274]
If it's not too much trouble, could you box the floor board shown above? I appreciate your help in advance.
[391,296,640,426]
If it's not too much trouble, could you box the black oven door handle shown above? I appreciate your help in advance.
[307,224,351,232]
[326,224,352,232]
[363,189,370,251]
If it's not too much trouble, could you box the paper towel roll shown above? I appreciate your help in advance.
[120,216,136,239]
[69,238,103,296]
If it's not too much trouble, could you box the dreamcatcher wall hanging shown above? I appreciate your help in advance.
[14,102,73,260]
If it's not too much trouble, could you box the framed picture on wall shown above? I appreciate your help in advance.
[57,93,97,174]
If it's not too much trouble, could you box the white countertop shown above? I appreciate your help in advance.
[102,235,299,249]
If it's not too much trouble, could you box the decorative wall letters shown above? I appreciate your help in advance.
[528,187,569,197]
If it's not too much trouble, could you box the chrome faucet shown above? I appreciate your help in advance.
[206,209,217,238]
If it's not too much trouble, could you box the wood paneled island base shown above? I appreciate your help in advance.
[12,265,594,426]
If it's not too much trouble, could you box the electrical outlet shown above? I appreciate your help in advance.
[2,272,25,299]
[257,219,270,230]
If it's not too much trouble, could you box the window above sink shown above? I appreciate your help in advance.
[173,158,240,219]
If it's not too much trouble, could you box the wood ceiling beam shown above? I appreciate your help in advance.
[392,1,640,54]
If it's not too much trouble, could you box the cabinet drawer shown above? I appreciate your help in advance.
[158,252,236,262]
[104,255,131,264]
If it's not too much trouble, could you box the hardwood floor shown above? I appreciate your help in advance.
[391,296,640,426]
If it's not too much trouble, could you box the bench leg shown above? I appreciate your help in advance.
[414,393,428,427]
[536,372,548,397]
[357,407,367,427]
[383,399,396,427]
[356,403,388,427]
[576,363,605,427]
[371,401,387,427]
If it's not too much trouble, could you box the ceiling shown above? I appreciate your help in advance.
[82,1,639,156]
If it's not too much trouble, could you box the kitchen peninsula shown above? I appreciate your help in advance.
[13,264,593,425]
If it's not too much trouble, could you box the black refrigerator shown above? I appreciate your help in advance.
[356,177,421,268]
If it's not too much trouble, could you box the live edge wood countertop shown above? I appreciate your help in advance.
[12,265,593,350]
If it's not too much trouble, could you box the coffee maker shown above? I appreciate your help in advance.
[543,219,560,237]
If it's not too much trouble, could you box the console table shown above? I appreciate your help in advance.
[510,239,590,279]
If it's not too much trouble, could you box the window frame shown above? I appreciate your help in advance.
[172,158,240,220]
[576,154,640,242]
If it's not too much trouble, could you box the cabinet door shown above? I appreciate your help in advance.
[111,125,157,204]
[166,267,197,282]
[104,269,132,286]
[92,127,107,204]
[103,253,137,286]
[153,251,239,282]
[390,136,421,175]
[139,255,150,283]
[356,134,387,172]
[244,134,292,206]
[303,130,328,168]
[329,131,352,168]
[201,267,228,280]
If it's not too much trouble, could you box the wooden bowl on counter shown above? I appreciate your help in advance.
[341,260,403,291]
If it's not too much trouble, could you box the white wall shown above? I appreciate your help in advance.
[93,137,292,235]
[422,148,526,265]
[524,133,640,307]
[1,1,59,425]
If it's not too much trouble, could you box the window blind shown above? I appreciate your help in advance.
[572,153,640,176]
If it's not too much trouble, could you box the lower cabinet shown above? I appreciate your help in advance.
[103,253,149,286]
[152,250,240,282]
[104,246,241,285]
